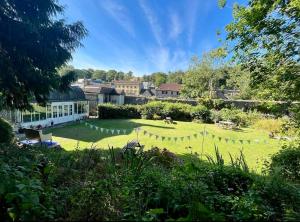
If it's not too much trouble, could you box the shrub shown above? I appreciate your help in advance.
[269,142,300,182]
[0,117,14,143]
[164,103,192,121]
[1,144,300,221]
[190,105,211,123]
[252,118,284,133]
[139,101,166,119]
[255,101,291,117]
[218,108,249,127]
[139,101,192,121]
[98,104,140,119]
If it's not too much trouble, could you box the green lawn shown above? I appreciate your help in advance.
[45,119,284,172]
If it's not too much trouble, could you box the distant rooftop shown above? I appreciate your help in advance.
[157,83,182,92]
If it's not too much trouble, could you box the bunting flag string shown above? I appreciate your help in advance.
[83,122,272,145]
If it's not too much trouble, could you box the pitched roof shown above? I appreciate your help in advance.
[140,88,155,96]
[48,86,86,102]
[99,87,121,95]
[157,83,182,92]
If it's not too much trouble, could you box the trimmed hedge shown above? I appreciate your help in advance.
[0,117,14,143]
[98,102,267,126]
[98,104,140,119]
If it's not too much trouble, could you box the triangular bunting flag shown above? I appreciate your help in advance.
[247,140,251,144]
[117,130,120,134]
[123,129,126,134]
[193,134,198,138]
[111,129,114,134]
[168,137,172,141]
[85,122,88,126]
[106,129,109,134]
[232,139,235,144]
[174,137,178,142]
[225,138,229,143]
[212,134,215,139]
[155,135,159,140]
[239,140,243,144]
[161,136,165,141]
[95,126,99,130]
[199,131,204,136]
[218,137,222,142]
[149,133,153,137]
[100,128,104,133]
[143,130,147,135]
[187,136,191,140]
[180,137,184,141]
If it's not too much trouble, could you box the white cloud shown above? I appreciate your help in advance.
[146,47,190,72]
[169,12,182,39]
[100,0,135,37]
[186,0,199,46]
[138,0,163,46]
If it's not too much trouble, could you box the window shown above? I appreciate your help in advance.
[23,111,32,123]
[69,105,73,115]
[74,103,78,114]
[46,105,52,118]
[162,91,167,94]
[64,105,68,116]
[58,106,63,117]
[53,106,58,118]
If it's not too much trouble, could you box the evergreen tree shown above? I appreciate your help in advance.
[0,0,87,110]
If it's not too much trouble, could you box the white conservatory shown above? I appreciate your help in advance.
[1,86,89,129]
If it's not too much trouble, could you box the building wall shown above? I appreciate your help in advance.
[98,94,124,105]
[156,90,180,98]
[115,83,141,96]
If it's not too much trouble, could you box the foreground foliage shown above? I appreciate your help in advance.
[0,144,299,221]
[0,117,14,143]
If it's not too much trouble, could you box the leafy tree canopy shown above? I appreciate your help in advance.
[223,0,300,100]
[0,0,87,110]
[181,48,227,98]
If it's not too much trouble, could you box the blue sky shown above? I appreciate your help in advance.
[60,0,244,76]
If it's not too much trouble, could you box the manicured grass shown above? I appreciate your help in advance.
[45,119,284,172]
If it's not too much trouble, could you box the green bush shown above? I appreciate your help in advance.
[255,101,291,117]
[269,142,300,182]
[139,101,166,119]
[98,104,140,119]
[217,108,249,127]
[0,117,14,143]
[190,105,211,123]
[164,102,192,121]
[1,144,300,221]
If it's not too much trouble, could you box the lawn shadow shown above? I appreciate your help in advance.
[47,119,175,143]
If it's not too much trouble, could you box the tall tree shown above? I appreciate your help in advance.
[0,0,87,110]
[167,70,185,84]
[222,0,300,100]
[182,48,226,98]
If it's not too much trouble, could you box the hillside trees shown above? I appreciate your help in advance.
[0,0,87,110]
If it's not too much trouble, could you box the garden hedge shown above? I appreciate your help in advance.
[98,102,266,126]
